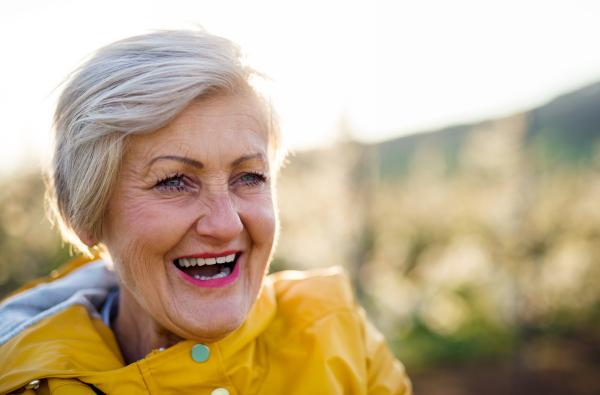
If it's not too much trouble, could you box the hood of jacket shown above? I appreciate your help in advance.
[0,258,278,394]
[0,260,410,395]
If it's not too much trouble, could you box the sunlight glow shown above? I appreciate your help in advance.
[2,0,600,173]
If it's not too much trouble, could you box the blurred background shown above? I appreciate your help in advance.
[2,1,600,393]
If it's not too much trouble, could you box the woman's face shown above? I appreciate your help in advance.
[101,94,276,342]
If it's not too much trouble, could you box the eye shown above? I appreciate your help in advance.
[240,174,259,182]
[163,179,181,187]
[156,173,188,191]
[238,172,267,187]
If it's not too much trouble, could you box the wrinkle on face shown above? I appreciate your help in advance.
[101,94,277,362]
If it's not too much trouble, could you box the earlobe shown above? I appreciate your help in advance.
[75,228,98,248]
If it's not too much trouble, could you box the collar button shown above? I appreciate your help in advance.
[191,344,210,363]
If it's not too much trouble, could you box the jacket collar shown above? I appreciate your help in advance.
[0,262,277,394]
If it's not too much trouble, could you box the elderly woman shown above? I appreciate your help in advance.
[0,30,411,394]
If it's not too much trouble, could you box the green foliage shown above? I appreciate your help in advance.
[0,173,73,299]
[391,318,515,370]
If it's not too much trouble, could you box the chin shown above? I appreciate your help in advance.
[168,297,251,342]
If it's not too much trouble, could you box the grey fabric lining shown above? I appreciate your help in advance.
[101,288,120,329]
[0,260,118,346]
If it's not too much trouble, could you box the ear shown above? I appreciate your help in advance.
[75,228,98,248]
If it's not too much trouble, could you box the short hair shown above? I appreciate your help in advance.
[47,29,283,253]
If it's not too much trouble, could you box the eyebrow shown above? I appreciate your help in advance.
[144,153,266,169]
[230,153,267,167]
[144,155,204,169]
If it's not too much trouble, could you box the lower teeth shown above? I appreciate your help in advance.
[193,266,231,281]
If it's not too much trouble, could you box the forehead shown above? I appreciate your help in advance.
[126,94,269,163]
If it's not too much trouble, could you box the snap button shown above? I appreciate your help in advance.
[25,380,40,389]
[191,344,210,362]
[211,388,229,395]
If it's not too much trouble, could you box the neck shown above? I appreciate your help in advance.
[112,289,183,365]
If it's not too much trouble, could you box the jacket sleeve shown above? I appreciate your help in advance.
[34,379,98,395]
[8,379,97,395]
[360,308,413,395]
[48,379,98,395]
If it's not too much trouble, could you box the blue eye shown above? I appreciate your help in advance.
[156,173,187,191]
[163,179,181,187]
[238,172,266,187]
[240,174,258,182]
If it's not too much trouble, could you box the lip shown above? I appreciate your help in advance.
[172,252,242,288]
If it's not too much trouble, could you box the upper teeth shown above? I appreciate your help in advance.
[179,253,235,267]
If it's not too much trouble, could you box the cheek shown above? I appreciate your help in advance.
[104,196,199,263]
[240,194,276,247]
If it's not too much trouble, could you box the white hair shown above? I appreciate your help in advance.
[47,29,283,253]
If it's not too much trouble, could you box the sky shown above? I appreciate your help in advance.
[2,0,600,173]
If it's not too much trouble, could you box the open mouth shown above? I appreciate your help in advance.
[173,253,238,281]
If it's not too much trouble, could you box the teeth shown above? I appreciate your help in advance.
[191,265,233,281]
[177,253,237,271]
[178,253,235,280]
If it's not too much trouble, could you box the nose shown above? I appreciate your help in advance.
[195,193,243,244]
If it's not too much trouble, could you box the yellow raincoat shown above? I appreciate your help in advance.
[0,259,411,395]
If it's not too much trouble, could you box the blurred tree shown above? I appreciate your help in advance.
[4,80,600,395]
[0,172,72,299]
